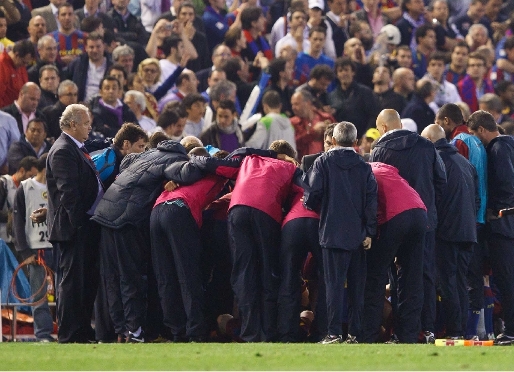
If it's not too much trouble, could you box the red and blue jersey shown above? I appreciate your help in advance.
[50,30,87,58]
[445,65,467,85]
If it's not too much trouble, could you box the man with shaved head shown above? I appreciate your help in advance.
[371,109,446,343]
[421,124,479,340]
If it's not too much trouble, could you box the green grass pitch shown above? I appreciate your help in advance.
[1,343,514,370]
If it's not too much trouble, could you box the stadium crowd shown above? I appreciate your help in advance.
[1,0,514,346]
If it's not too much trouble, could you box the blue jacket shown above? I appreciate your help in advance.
[370,129,446,231]
[451,133,488,224]
[303,148,377,250]
[401,94,435,134]
[434,139,479,243]
[486,135,514,239]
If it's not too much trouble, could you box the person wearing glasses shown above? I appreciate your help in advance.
[41,80,78,141]
[457,52,494,112]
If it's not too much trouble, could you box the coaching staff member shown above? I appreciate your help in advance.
[46,104,104,343]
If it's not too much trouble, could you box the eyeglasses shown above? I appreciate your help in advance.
[143,68,158,73]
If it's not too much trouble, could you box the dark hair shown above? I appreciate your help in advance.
[452,40,470,54]
[335,57,356,72]
[496,80,514,95]
[309,26,327,38]
[178,1,195,14]
[113,123,149,149]
[505,36,514,51]
[100,75,121,90]
[86,31,103,43]
[0,10,5,18]
[13,40,36,59]
[401,0,413,12]
[188,146,210,157]
[161,36,183,58]
[27,118,48,133]
[182,93,207,110]
[107,64,128,81]
[240,6,262,30]
[310,64,335,81]
[437,103,464,125]
[57,3,73,13]
[269,58,287,85]
[149,131,170,148]
[428,51,447,64]
[224,26,242,49]
[416,80,435,99]
[80,15,102,32]
[103,29,116,45]
[289,8,306,21]
[176,72,192,87]
[415,24,434,44]
[222,57,242,82]
[213,150,229,158]
[262,90,281,109]
[18,156,38,172]
[217,99,237,113]
[500,120,514,135]
[467,51,487,66]
[157,109,181,129]
[467,110,498,132]
[269,140,296,158]
[324,122,337,138]
[373,64,392,76]
[397,45,412,54]
[39,64,59,79]
[36,153,48,172]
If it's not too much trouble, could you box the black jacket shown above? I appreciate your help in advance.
[74,9,115,31]
[486,135,514,239]
[300,152,322,172]
[0,103,46,137]
[328,81,380,137]
[89,96,138,138]
[27,59,66,84]
[38,89,58,110]
[66,53,113,103]
[434,139,478,243]
[46,133,103,242]
[401,94,435,134]
[325,16,348,58]
[92,140,202,229]
[7,136,50,175]
[186,31,211,73]
[41,100,66,140]
[396,16,415,47]
[370,129,447,231]
[375,88,407,114]
[107,9,149,44]
[303,148,377,250]
[195,67,211,93]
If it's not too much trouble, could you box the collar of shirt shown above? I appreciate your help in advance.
[84,6,98,17]
[63,131,84,147]
[88,57,106,70]
[114,9,130,22]
[14,101,34,118]
[101,99,123,109]
[326,11,340,24]
[50,2,58,17]
[329,146,356,152]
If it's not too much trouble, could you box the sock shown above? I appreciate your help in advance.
[466,310,481,338]
[484,286,494,335]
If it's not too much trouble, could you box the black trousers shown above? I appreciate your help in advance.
[56,219,101,343]
[323,247,366,338]
[467,225,487,311]
[150,202,206,338]
[100,224,149,335]
[436,239,473,337]
[94,275,117,341]
[362,208,426,343]
[488,235,514,336]
[228,206,281,342]
[278,217,326,342]
[421,230,436,333]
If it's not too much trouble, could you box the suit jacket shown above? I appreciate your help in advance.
[31,5,58,33]
[46,133,102,242]
[1,103,47,137]
[300,152,322,172]
[66,53,113,103]
[42,100,66,140]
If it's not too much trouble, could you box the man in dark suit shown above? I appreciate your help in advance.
[46,103,104,343]
[42,80,78,141]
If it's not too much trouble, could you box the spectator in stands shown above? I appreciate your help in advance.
[295,26,334,85]
[373,65,407,114]
[496,81,514,118]
[402,79,437,134]
[329,57,380,136]
[157,0,205,34]
[424,52,462,108]
[157,70,198,112]
[290,89,334,160]
[38,64,60,109]
[275,8,308,57]
[107,64,128,98]
[240,6,272,63]
[205,79,237,127]
[175,2,209,72]
[201,69,226,102]
[108,0,149,44]
[7,118,50,175]
[431,0,462,52]
[0,110,20,173]
[306,0,336,59]
[31,0,65,34]
[27,16,47,53]
[41,80,77,140]
[112,45,135,75]
[74,0,115,32]
[479,93,507,123]
[396,0,427,48]
[297,64,335,111]
[202,0,229,53]
[66,32,112,103]
[412,24,437,79]
[200,99,244,152]
[353,0,391,38]
[395,45,413,68]
[261,58,295,117]
[158,36,184,87]
[90,76,138,138]
[0,40,35,108]
[392,67,416,101]
[343,37,373,87]
[270,0,307,53]
[466,23,492,52]
[325,0,350,58]
[453,0,492,38]
[50,3,86,65]
[196,44,232,93]
[491,36,514,85]
[445,41,470,85]
[2,82,45,137]
[183,93,207,138]
[124,90,157,133]
[224,26,247,57]
[28,36,64,84]
[155,107,186,140]
[457,52,495,112]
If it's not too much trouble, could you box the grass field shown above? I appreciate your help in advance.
[1,343,513,370]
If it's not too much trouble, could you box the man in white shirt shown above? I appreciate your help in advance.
[275,8,310,56]
[270,0,308,53]
[423,52,462,109]
[159,35,183,85]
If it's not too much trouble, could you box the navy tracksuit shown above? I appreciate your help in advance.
[485,135,514,337]
[303,148,377,338]
[370,130,447,334]
[434,139,479,337]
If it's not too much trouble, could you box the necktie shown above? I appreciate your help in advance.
[80,146,101,179]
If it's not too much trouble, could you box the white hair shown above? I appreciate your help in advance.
[125,90,146,112]
[469,23,488,38]
[333,122,357,146]
[59,104,89,130]
[58,80,78,96]
[37,35,56,49]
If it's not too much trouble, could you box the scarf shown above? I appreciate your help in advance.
[99,98,123,126]
[243,29,273,61]
[216,119,244,143]
[402,12,425,50]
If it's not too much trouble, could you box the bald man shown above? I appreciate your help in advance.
[392,68,415,100]
[421,124,479,339]
[370,109,446,343]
